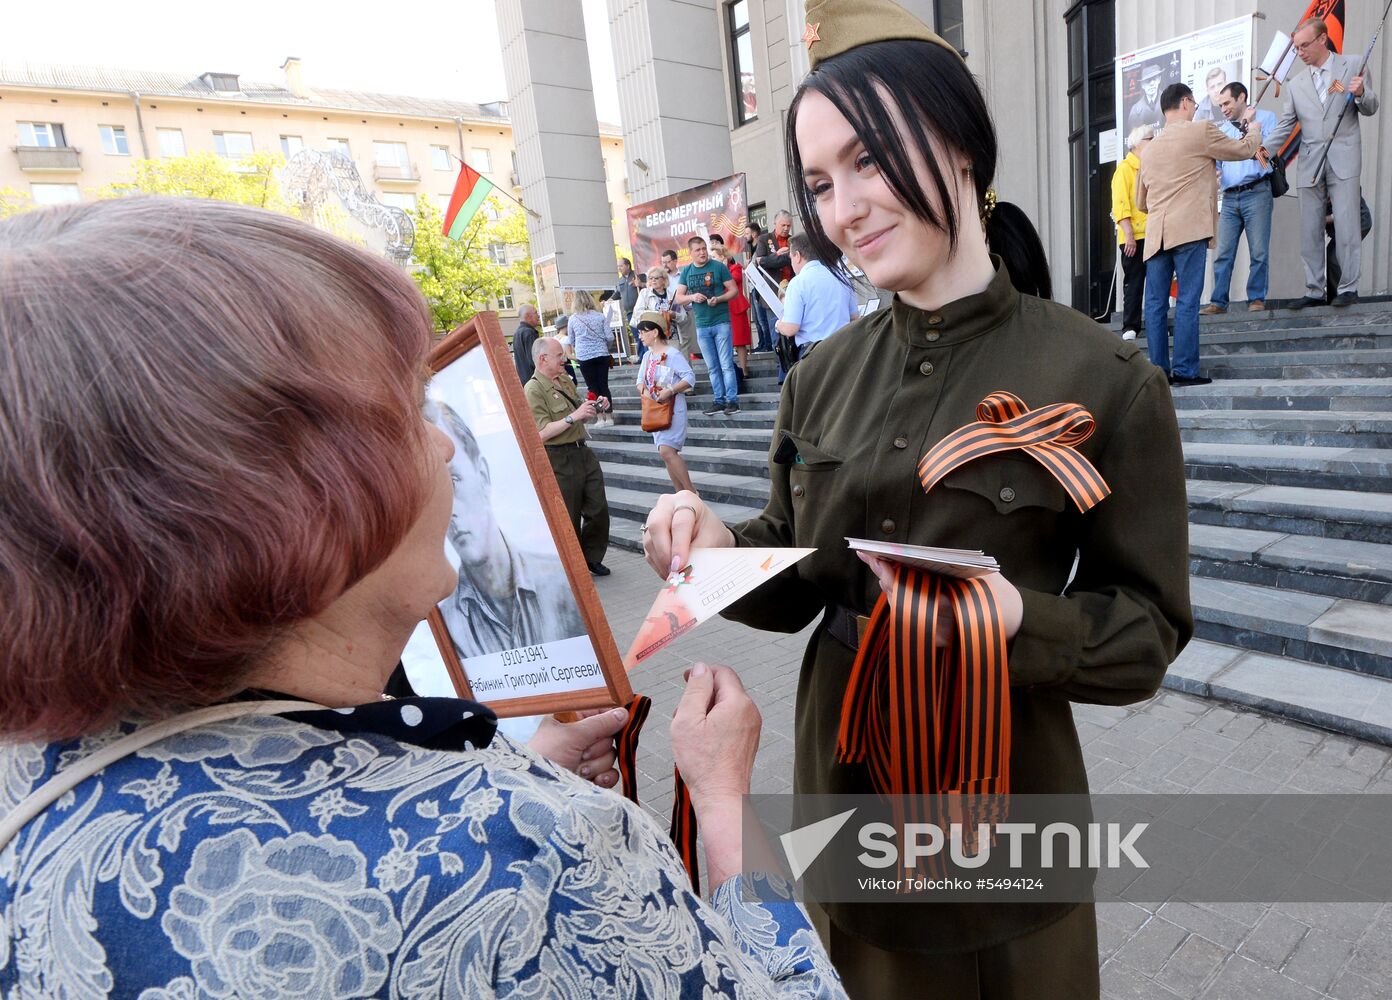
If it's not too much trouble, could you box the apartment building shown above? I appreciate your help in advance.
[0,58,632,318]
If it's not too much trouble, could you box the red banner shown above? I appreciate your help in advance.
[1300,0,1346,52]
[625,174,749,272]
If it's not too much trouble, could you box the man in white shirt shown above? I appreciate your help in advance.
[774,233,859,369]
[1262,16,1378,308]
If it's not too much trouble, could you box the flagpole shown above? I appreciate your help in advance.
[1311,0,1392,184]
[452,153,541,221]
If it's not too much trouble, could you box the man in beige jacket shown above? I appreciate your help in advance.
[1137,83,1262,386]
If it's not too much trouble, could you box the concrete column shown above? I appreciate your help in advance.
[495,0,616,288]
[606,0,735,205]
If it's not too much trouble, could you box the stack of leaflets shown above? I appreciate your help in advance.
[846,537,999,579]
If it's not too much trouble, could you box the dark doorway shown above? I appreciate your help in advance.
[1065,0,1116,317]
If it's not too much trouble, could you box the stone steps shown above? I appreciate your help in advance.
[594,300,1392,744]
[1187,479,1392,545]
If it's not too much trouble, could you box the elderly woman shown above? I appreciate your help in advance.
[1112,124,1155,341]
[0,198,845,999]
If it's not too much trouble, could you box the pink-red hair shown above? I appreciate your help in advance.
[0,197,434,739]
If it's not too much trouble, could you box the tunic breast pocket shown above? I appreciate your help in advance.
[940,452,1068,516]
[774,431,843,505]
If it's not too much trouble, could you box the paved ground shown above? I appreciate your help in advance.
[593,548,1392,1000]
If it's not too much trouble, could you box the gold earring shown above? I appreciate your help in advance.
[980,187,998,227]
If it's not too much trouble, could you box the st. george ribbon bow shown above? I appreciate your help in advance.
[839,393,1111,828]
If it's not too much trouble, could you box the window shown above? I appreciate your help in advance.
[213,131,254,158]
[18,122,66,147]
[30,183,80,205]
[933,0,965,54]
[374,141,409,167]
[467,147,491,173]
[435,193,453,213]
[498,291,515,310]
[98,125,130,155]
[379,192,417,211]
[157,128,185,157]
[430,145,452,171]
[488,243,507,265]
[726,1,757,125]
[280,135,304,156]
[326,137,351,157]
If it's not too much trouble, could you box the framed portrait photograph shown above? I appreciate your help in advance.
[399,311,631,718]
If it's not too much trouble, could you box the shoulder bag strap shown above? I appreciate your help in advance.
[0,699,322,853]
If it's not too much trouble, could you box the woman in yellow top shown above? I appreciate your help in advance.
[1111,125,1155,340]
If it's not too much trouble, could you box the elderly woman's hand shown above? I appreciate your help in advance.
[527,707,627,789]
[670,663,760,806]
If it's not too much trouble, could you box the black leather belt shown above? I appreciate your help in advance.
[545,440,587,449]
[1224,175,1270,195]
[824,604,871,651]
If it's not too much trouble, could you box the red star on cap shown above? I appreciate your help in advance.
[802,21,821,50]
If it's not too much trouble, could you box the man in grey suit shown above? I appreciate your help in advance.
[1263,16,1378,308]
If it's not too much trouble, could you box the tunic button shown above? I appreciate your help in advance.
[792,484,806,498]
[926,331,941,342]
[893,436,908,449]
[881,518,896,534]
[1000,487,1016,503]
[919,361,935,376]
[927,315,943,326]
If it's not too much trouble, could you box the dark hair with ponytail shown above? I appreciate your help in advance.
[785,38,1052,300]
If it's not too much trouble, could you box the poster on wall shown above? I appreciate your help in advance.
[1115,16,1254,141]
[626,173,749,272]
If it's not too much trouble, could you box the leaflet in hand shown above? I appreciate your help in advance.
[846,537,999,579]
[624,547,816,668]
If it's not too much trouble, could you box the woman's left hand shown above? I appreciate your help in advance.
[527,707,627,789]
[856,552,1024,645]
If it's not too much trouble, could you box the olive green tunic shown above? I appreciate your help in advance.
[725,262,1192,955]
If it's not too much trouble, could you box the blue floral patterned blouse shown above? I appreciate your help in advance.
[0,697,845,998]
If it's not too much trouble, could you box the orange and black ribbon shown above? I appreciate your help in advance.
[917,391,1110,515]
[615,693,701,892]
[839,393,1110,871]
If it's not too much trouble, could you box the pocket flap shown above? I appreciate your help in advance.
[941,453,1067,514]
[773,430,843,468]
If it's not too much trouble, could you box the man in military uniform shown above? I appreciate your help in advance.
[431,399,586,658]
[526,337,612,576]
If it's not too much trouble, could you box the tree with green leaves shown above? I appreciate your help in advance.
[407,196,533,332]
[99,151,290,210]
[0,188,32,219]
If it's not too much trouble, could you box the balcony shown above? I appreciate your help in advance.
[14,145,81,172]
[373,162,420,183]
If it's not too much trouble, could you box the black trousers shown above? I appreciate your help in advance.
[1120,239,1146,332]
[577,356,611,403]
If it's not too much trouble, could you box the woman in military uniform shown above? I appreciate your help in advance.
[641,0,1193,996]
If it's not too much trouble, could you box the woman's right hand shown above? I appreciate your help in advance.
[670,663,761,808]
[642,491,734,577]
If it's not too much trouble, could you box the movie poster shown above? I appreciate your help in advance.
[1115,16,1254,147]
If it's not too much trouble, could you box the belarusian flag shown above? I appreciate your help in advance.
[442,162,495,240]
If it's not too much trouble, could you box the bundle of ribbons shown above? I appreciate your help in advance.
[838,392,1111,878]
[615,694,702,893]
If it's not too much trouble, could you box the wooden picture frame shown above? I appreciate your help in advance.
[419,311,631,717]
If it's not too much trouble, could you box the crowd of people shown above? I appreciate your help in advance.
[1114,15,1378,386]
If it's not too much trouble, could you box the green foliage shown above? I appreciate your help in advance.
[407,196,533,332]
[99,151,290,210]
[0,187,33,218]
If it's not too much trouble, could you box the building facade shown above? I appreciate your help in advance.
[0,59,633,320]
[694,0,1391,312]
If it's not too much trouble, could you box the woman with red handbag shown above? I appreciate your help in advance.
[634,311,696,493]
